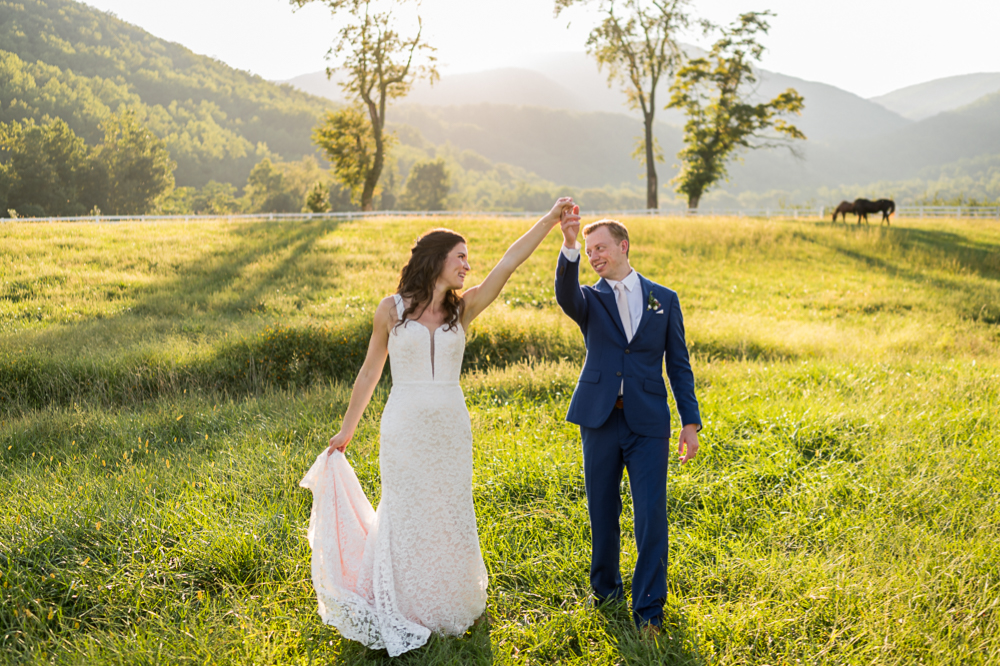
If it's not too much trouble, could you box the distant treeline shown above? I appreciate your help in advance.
[1,112,175,217]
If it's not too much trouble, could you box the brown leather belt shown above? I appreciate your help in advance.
[614,397,624,409]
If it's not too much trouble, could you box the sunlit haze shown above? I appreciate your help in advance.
[81,0,1000,98]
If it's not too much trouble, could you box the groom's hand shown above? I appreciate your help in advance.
[560,205,581,249]
[678,424,699,464]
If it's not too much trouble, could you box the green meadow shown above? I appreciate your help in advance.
[2,214,999,665]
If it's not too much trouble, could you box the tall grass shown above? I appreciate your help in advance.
[2,214,999,664]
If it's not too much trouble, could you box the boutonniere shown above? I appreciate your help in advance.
[647,292,661,311]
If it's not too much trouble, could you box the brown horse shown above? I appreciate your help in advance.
[853,198,896,225]
[832,201,855,222]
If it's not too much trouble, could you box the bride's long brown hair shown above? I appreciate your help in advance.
[395,229,466,332]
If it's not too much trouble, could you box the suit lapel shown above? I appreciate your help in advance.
[631,275,655,340]
[593,279,629,341]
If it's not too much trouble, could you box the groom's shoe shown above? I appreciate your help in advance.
[639,623,661,641]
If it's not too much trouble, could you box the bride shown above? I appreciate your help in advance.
[300,198,581,656]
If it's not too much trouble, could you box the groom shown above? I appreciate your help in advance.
[554,215,701,633]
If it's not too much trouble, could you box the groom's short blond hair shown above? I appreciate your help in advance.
[583,219,630,256]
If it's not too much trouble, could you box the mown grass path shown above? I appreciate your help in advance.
[2,215,999,664]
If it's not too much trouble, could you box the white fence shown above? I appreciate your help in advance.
[894,205,1000,219]
[3,205,999,224]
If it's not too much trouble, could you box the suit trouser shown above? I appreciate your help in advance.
[581,406,669,627]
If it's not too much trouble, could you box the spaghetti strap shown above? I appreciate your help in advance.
[392,294,405,321]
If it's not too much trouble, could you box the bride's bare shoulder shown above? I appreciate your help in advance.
[372,296,399,328]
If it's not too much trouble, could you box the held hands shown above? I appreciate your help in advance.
[559,203,581,249]
[546,197,581,248]
[678,424,699,464]
[327,431,351,456]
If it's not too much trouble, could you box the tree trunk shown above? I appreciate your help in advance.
[687,192,700,210]
[644,113,658,210]
[361,100,384,212]
[360,165,379,212]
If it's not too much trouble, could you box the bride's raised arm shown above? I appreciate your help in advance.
[461,197,580,327]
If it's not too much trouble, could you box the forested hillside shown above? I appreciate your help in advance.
[0,0,332,187]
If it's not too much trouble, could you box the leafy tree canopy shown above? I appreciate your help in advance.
[312,105,399,209]
[668,11,805,209]
[0,116,97,216]
[97,109,176,215]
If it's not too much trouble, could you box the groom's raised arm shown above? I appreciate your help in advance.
[555,213,588,325]
[555,244,588,326]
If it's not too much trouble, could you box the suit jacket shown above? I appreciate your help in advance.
[555,251,701,438]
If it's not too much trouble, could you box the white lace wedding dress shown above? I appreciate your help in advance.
[300,294,488,656]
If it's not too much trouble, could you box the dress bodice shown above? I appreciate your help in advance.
[388,294,465,384]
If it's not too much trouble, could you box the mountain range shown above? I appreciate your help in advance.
[289,54,1000,201]
[871,73,1000,121]
[2,0,999,206]
[286,51,917,142]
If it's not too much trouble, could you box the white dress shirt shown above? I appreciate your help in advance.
[562,245,643,396]
[605,269,642,339]
[561,245,643,333]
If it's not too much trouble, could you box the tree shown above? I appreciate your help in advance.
[306,181,331,213]
[97,109,175,215]
[667,12,805,210]
[400,159,449,211]
[555,0,694,209]
[242,155,331,213]
[312,105,376,207]
[328,181,358,213]
[193,181,241,215]
[290,0,438,210]
[292,0,438,211]
[0,117,96,216]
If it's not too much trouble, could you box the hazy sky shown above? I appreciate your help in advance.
[82,0,1000,98]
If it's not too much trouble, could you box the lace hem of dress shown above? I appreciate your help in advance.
[300,451,432,657]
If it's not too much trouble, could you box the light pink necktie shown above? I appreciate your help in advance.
[614,282,633,342]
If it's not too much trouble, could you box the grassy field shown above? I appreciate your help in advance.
[2,214,999,664]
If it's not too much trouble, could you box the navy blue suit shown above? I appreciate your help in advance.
[555,250,701,626]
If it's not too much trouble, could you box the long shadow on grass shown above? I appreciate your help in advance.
[881,225,1000,281]
[808,226,1000,324]
[0,217,590,412]
[0,220,357,411]
[134,219,345,317]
